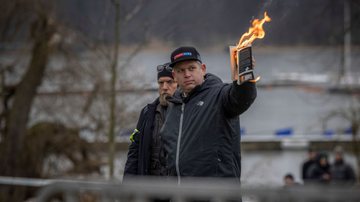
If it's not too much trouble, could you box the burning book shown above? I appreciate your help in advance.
[230,12,271,85]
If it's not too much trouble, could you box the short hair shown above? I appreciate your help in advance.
[284,173,294,180]
[334,145,343,154]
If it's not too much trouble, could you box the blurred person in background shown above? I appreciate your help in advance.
[283,173,301,188]
[330,145,356,185]
[301,148,318,182]
[307,152,331,184]
[124,62,177,177]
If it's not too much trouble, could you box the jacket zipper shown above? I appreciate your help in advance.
[176,103,185,184]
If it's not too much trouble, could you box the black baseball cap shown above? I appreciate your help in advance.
[157,62,173,80]
[169,46,202,67]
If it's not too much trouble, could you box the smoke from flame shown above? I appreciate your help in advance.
[236,12,271,50]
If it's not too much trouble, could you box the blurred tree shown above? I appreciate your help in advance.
[108,0,121,178]
[108,0,145,178]
[0,0,149,177]
[46,0,360,47]
[0,1,57,177]
[0,1,58,201]
[23,122,101,178]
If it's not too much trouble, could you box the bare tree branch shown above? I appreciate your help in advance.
[124,0,144,23]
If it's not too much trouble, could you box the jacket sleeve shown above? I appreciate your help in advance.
[123,107,147,176]
[221,81,257,117]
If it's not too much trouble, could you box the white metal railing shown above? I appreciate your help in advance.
[37,177,360,202]
[0,176,51,187]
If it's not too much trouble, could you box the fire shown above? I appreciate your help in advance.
[236,12,271,50]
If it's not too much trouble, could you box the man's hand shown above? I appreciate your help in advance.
[229,46,238,81]
[229,46,259,83]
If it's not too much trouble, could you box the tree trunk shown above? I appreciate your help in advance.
[0,13,55,177]
[108,0,120,178]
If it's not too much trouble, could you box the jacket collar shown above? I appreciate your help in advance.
[148,97,160,108]
[170,73,223,103]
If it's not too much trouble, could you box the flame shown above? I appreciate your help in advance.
[236,12,271,50]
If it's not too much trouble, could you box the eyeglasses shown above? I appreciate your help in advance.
[157,64,172,72]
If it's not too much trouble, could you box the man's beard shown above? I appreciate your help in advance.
[159,93,169,106]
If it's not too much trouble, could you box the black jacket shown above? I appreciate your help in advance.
[302,159,316,180]
[330,159,356,185]
[160,73,257,180]
[306,155,331,184]
[124,99,159,176]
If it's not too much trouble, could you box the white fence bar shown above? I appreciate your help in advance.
[36,177,360,202]
[0,176,51,187]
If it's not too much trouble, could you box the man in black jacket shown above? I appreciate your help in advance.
[330,146,356,185]
[161,46,257,183]
[124,62,177,176]
[301,148,317,182]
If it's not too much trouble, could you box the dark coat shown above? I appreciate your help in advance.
[302,159,316,180]
[124,99,159,176]
[306,154,331,184]
[331,159,356,185]
[161,73,257,180]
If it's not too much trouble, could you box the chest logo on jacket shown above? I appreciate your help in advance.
[196,101,204,106]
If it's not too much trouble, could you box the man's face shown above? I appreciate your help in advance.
[335,153,343,162]
[284,177,294,186]
[309,151,317,160]
[158,76,177,106]
[172,60,206,94]
[319,157,328,166]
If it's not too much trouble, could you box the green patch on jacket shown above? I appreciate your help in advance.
[129,128,139,142]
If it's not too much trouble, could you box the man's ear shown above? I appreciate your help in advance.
[172,71,177,82]
[201,63,207,74]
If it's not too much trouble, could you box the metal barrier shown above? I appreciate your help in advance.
[1,176,360,202]
[0,176,51,187]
